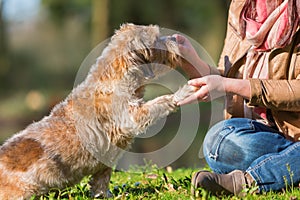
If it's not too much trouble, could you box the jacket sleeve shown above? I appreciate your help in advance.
[249,79,300,111]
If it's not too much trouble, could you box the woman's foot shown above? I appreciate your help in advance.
[191,170,254,196]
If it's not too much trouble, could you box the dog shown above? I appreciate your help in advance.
[0,23,196,199]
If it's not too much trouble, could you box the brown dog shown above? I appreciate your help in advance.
[0,23,195,199]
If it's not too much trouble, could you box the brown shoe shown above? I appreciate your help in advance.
[191,170,251,196]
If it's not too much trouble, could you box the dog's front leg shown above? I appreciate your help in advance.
[132,84,196,126]
[89,167,112,198]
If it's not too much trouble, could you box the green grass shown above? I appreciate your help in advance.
[34,164,300,200]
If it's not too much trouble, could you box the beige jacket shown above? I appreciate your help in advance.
[216,0,300,141]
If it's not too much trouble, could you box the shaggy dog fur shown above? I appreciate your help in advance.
[0,23,195,199]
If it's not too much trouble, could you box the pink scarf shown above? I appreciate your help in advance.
[240,0,299,51]
[239,0,300,122]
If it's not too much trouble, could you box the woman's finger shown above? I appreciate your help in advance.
[188,77,207,87]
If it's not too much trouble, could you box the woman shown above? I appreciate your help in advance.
[175,0,300,196]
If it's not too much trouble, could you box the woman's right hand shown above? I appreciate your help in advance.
[173,34,210,78]
[177,75,225,105]
[177,75,251,106]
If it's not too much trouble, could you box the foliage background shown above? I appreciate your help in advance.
[0,0,230,168]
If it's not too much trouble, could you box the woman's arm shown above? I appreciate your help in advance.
[249,79,300,111]
[174,34,211,78]
[178,76,300,113]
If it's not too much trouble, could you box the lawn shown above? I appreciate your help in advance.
[34,164,300,200]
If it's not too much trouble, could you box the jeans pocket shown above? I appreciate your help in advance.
[205,125,235,161]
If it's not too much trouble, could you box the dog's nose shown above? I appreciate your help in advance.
[169,36,176,42]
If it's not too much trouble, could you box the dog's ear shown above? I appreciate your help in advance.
[112,23,137,41]
[116,23,159,36]
[119,23,136,31]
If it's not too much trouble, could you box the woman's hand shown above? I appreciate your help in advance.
[177,75,251,105]
[173,34,210,78]
[177,75,226,105]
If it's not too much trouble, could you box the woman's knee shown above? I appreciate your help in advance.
[203,118,255,173]
[203,118,254,154]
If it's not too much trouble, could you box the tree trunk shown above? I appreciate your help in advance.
[0,0,10,79]
[91,0,109,47]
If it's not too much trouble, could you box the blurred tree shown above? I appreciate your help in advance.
[0,0,5,56]
[42,0,111,47]
[91,0,109,46]
[42,0,90,26]
[0,0,10,82]
[108,0,228,61]
[41,0,229,57]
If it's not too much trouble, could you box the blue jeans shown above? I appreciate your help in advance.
[203,118,300,192]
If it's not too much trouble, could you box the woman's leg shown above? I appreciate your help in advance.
[247,141,300,191]
[201,118,300,192]
[203,118,293,174]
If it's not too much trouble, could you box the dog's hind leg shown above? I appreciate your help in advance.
[89,167,112,198]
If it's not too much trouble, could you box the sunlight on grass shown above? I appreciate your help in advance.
[36,164,300,200]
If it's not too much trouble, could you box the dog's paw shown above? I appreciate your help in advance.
[173,84,197,103]
[147,94,177,112]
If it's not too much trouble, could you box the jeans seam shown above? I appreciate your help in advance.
[247,142,300,192]
[249,142,300,171]
[250,120,255,131]
[208,126,234,161]
[247,170,264,192]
